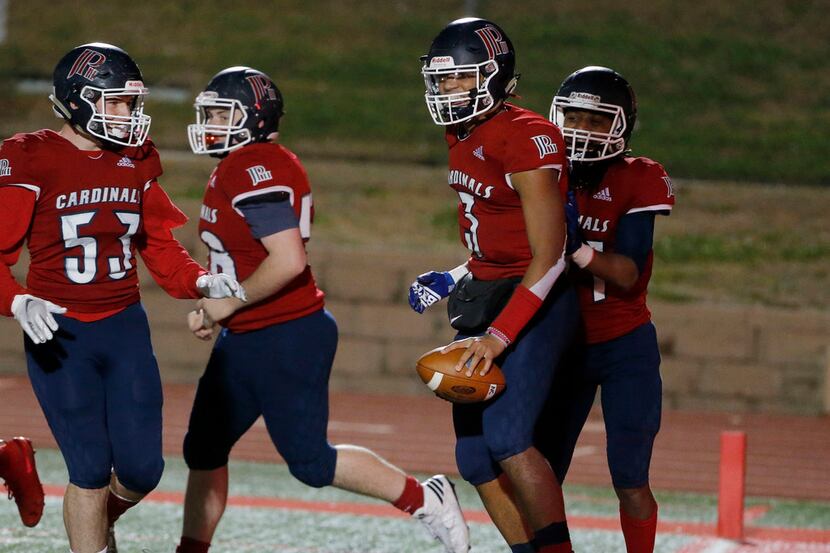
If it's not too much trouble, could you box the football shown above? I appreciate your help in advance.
[416,347,506,403]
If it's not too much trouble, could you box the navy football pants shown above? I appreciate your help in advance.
[25,303,164,493]
[453,284,579,486]
[537,322,662,489]
[183,308,338,488]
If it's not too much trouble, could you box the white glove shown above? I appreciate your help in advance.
[11,294,67,344]
[196,273,247,302]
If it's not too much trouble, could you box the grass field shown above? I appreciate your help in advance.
[1,449,828,553]
[2,3,828,312]
[1,1,828,184]
[2,3,828,310]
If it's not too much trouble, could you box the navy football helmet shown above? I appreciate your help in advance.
[50,43,151,147]
[421,18,518,125]
[187,66,284,156]
[550,66,637,162]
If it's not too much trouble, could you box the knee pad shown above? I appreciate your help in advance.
[114,456,164,495]
[63,443,112,489]
[183,431,230,471]
[607,432,654,489]
[286,445,336,488]
[455,438,500,486]
[67,466,112,490]
[485,428,533,463]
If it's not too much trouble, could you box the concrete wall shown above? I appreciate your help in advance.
[654,303,829,415]
[312,244,830,415]
[1,203,827,415]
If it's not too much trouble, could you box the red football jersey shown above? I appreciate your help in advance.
[0,130,203,315]
[572,156,675,344]
[198,143,324,332]
[446,104,568,280]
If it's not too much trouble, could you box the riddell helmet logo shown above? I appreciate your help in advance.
[569,91,601,104]
[246,75,278,102]
[197,91,219,101]
[67,49,107,81]
[429,56,456,68]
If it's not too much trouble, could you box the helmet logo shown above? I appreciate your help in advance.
[429,56,456,69]
[246,75,277,102]
[569,91,601,104]
[474,26,509,59]
[67,49,107,81]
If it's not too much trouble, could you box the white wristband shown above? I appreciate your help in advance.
[447,263,470,284]
[486,326,511,347]
[571,243,595,269]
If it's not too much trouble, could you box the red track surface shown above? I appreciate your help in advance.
[1,375,829,502]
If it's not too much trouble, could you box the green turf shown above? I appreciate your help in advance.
[1,1,828,184]
[2,448,827,552]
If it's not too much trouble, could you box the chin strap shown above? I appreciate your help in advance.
[455,101,506,139]
[570,158,615,189]
[49,94,72,120]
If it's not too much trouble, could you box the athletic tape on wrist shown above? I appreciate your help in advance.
[447,263,471,287]
[572,243,595,269]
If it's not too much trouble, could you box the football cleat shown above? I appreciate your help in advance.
[413,475,470,553]
[0,437,45,527]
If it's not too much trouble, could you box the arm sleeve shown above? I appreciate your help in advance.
[615,211,655,273]
[234,191,299,239]
[0,187,36,315]
[137,181,206,299]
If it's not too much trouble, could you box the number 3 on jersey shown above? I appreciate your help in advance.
[458,192,482,257]
[61,211,140,284]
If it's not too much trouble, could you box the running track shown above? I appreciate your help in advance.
[2,375,829,548]
[1,375,828,500]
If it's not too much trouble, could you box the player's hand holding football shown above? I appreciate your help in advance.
[408,270,457,313]
[11,294,67,344]
[196,273,247,301]
[441,334,506,377]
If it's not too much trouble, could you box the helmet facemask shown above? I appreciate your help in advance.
[422,59,503,125]
[550,94,627,162]
[187,92,252,155]
[79,81,151,147]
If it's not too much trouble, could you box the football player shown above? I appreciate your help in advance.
[0,436,45,527]
[177,66,469,553]
[538,66,674,553]
[0,43,244,553]
[408,18,579,553]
